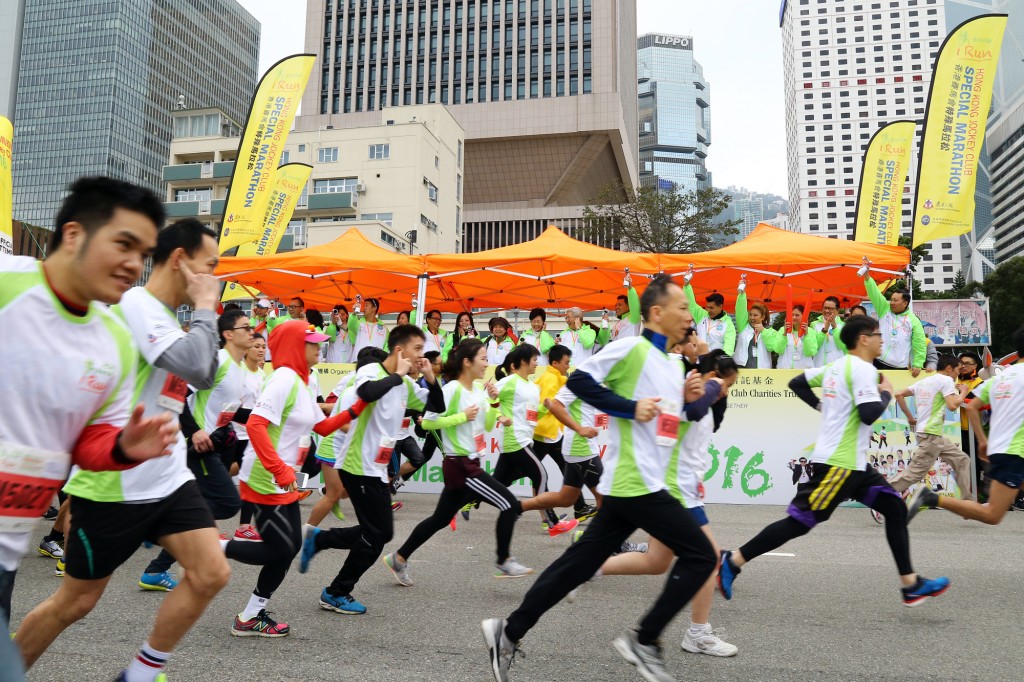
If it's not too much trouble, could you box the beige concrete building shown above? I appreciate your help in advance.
[163,103,464,254]
[297,0,638,251]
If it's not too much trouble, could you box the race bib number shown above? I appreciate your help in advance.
[0,441,71,533]
[296,435,312,467]
[216,401,241,429]
[375,436,397,465]
[525,406,539,427]
[594,413,609,429]
[655,400,680,448]
[474,432,486,453]
[401,417,412,430]
[156,374,188,414]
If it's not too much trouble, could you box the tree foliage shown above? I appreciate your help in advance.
[981,256,1024,358]
[580,183,741,254]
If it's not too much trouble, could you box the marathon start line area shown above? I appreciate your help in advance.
[313,365,968,506]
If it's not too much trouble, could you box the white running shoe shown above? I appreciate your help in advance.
[494,557,534,579]
[613,629,677,682]
[382,552,413,586]
[481,617,523,682]
[681,625,738,657]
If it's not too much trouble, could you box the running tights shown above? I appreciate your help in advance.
[225,501,302,598]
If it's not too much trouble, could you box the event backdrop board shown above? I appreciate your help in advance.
[311,365,966,506]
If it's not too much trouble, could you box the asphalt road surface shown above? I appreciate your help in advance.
[10,495,1023,681]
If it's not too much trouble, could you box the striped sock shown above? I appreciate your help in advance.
[124,641,169,682]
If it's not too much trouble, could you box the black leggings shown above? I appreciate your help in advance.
[740,488,913,575]
[225,501,302,598]
[398,463,523,564]
[533,439,587,513]
[493,443,559,526]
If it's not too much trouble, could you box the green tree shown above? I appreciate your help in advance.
[981,256,1024,358]
[581,183,740,253]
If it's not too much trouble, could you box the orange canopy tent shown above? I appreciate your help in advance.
[214,229,425,312]
[420,227,662,312]
[661,223,911,312]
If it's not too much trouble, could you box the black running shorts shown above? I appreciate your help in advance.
[64,480,216,580]
[562,456,603,490]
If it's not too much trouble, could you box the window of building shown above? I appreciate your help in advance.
[174,188,212,202]
[361,212,394,226]
[318,147,339,163]
[314,178,357,194]
[421,214,438,232]
[426,180,438,203]
[368,143,390,160]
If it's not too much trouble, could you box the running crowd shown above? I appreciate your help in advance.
[2,177,1022,682]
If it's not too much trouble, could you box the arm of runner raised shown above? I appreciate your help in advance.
[153,309,220,388]
[356,373,404,402]
[246,414,295,488]
[627,285,641,324]
[566,369,636,419]
[735,291,749,333]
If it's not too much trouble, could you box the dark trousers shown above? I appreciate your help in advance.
[533,439,587,512]
[315,471,394,597]
[493,444,559,525]
[145,453,240,574]
[0,569,25,682]
[505,491,715,645]
[399,465,522,564]
[225,502,302,598]
[402,436,440,480]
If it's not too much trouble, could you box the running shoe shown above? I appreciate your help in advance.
[681,625,738,657]
[233,525,261,542]
[331,503,346,520]
[390,478,405,496]
[541,513,568,531]
[901,575,951,606]
[114,672,167,681]
[717,550,740,601]
[382,552,413,586]
[906,486,939,523]
[390,500,404,511]
[612,628,676,682]
[449,515,458,531]
[42,505,59,521]
[494,557,534,579]
[38,538,63,559]
[298,526,320,574]
[54,559,65,577]
[139,571,178,592]
[571,528,586,544]
[547,518,580,538]
[619,541,649,554]
[460,500,479,520]
[574,504,598,522]
[230,609,290,637]
[869,508,884,524]
[296,489,314,501]
[481,617,523,682]
[318,589,367,615]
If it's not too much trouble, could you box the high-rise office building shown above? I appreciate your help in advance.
[298,0,638,252]
[779,0,961,292]
[0,0,24,120]
[731,193,765,240]
[12,0,259,227]
[636,33,711,193]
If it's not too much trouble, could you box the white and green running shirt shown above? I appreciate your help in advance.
[239,367,325,495]
[553,386,601,463]
[976,365,1024,457]
[907,374,957,436]
[495,373,541,452]
[188,348,244,433]
[574,335,684,497]
[0,256,137,571]
[65,286,195,502]
[233,364,266,441]
[423,380,498,458]
[338,363,429,481]
[318,373,358,463]
[804,355,882,470]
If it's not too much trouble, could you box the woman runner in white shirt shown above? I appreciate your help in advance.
[382,339,535,583]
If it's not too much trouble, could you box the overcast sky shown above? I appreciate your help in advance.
[236,0,788,196]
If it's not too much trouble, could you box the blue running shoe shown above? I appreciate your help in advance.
[902,575,950,607]
[318,589,366,615]
[138,571,177,592]
[298,527,320,574]
[717,550,740,601]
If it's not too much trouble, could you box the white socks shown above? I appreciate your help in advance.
[124,641,169,682]
[240,593,269,621]
[690,622,710,635]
